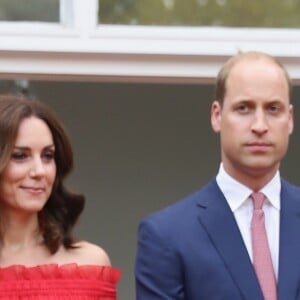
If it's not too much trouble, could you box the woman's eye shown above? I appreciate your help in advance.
[43,151,55,161]
[11,152,27,161]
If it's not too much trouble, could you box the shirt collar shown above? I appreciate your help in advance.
[216,163,281,212]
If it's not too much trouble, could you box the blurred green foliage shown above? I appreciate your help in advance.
[0,0,59,22]
[99,0,300,27]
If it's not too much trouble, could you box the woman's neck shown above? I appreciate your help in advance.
[0,212,41,250]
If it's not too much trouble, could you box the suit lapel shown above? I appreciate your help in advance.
[197,180,263,300]
[278,179,300,300]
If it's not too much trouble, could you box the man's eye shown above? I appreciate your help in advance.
[237,105,249,113]
[269,105,280,112]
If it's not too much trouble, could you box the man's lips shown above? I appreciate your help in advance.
[245,142,273,152]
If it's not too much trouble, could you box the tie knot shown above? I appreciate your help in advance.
[251,192,265,209]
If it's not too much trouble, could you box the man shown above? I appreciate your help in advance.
[135,51,300,299]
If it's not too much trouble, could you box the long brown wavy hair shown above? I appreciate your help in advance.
[0,94,85,253]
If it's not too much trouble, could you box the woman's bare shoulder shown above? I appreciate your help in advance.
[69,240,111,266]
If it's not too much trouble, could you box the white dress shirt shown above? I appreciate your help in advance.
[216,163,280,279]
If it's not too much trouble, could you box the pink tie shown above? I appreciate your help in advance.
[251,192,277,300]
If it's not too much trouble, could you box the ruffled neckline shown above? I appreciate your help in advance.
[0,263,121,283]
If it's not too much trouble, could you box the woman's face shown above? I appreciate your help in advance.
[0,116,56,215]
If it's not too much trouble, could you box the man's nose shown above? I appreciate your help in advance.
[251,110,268,134]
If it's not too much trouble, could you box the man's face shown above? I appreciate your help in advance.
[211,58,293,184]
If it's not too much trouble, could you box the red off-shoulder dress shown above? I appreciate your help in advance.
[0,264,121,299]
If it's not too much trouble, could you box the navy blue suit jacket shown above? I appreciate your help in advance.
[135,178,300,299]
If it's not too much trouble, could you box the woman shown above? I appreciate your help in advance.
[0,94,120,299]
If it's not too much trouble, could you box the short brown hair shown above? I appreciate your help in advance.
[215,51,292,105]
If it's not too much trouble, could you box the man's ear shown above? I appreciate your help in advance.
[289,104,294,135]
[211,101,222,133]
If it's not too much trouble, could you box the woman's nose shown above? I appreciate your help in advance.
[29,158,46,177]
